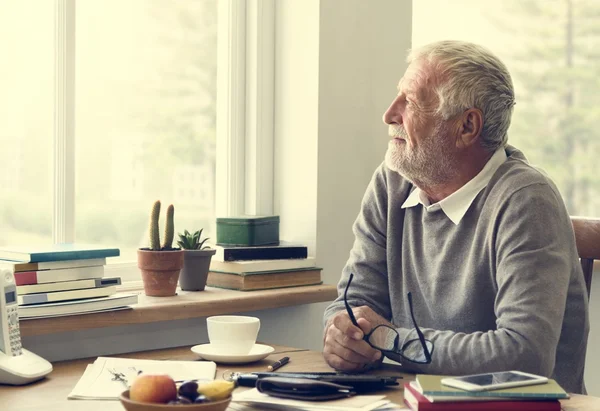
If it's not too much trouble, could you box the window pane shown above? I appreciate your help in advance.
[413,0,600,217]
[0,1,53,246]
[75,0,218,263]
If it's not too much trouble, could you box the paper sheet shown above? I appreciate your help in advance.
[228,404,408,411]
[68,356,217,400]
[233,388,392,411]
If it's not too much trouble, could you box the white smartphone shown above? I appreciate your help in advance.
[441,370,549,392]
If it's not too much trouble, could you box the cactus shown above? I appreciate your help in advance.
[149,200,161,250]
[162,204,175,249]
[148,200,176,251]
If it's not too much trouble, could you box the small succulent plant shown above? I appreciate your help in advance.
[148,200,177,251]
[177,229,211,250]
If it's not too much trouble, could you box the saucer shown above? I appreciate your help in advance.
[191,343,275,364]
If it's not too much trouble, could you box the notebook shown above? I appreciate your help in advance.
[18,293,138,319]
[17,285,117,305]
[68,356,217,400]
[404,382,560,410]
[415,375,569,400]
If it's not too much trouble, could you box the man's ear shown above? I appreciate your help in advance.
[456,108,483,149]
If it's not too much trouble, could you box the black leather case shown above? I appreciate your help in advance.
[256,377,355,401]
[236,371,401,393]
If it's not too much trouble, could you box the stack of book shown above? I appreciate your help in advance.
[404,374,569,411]
[206,242,322,291]
[0,244,138,319]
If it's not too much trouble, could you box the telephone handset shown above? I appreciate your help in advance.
[0,268,52,385]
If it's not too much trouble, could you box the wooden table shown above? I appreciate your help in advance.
[2,345,599,410]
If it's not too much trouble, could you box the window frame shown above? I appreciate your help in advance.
[52,0,275,283]
[54,0,76,244]
[216,0,275,218]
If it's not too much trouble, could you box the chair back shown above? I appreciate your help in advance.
[571,216,600,299]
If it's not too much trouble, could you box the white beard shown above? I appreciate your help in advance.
[384,123,458,187]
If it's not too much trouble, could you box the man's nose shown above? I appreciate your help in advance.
[382,97,403,125]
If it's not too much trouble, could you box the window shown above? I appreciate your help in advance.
[0,1,54,245]
[1,0,275,282]
[413,0,600,217]
[74,0,218,264]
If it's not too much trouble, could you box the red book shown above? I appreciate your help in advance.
[14,271,38,286]
[403,383,561,411]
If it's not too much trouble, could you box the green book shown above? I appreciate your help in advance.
[416,375,569,400]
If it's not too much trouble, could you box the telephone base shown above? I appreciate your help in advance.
[0,348,53,385]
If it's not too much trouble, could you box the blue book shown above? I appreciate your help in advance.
[0,244,120,263]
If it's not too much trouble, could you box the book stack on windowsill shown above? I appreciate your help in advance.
[207,253,321,291]
[208,216,321,291]
[0,244,138,319]
[403,374,569,411]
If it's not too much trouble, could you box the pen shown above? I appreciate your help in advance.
[267,356,290,372]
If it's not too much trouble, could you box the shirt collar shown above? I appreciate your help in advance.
[401,147,508,225]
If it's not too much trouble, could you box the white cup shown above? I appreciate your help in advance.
[206,315,260,355]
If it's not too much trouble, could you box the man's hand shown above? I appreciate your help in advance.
[323,305,393,372]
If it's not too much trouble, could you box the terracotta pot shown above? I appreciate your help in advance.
[137,248,184,297]
[179,249,217,291]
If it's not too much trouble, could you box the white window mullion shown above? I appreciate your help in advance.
[244,0,274,216]
[54,0,76,243]
[216,0,247,218]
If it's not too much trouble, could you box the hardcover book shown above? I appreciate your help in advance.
[415,375,569,400]
[17,277,121,295]
[0,257,107,272]
[212,242,308,262]
[404,382,560,411]
[0,244,120,263]
[18,285,117,305]
[14,265,105,286]
[209,257,316,274]
[206,267,322,291]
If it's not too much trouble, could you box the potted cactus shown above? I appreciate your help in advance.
[177,229,216,291]
[137,200,184,297]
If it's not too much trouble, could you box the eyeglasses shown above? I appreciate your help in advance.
[344,272,433,364]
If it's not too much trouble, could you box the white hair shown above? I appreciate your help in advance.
[407,41,516,152]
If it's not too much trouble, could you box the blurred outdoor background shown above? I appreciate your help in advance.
[0,0,217,262]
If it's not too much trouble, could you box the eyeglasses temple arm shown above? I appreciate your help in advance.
[344,273,360,327]
[408,292,432,362]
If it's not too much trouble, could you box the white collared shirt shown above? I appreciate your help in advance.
[401,147,508,225]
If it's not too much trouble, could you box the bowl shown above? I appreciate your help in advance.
[120,390,231,411]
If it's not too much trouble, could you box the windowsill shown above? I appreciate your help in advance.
[19,284,338,337]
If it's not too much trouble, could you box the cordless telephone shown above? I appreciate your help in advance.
[0,268,52,385]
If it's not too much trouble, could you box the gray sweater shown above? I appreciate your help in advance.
[323,146,589,394]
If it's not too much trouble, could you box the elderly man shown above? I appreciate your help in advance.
[322,40,589,394]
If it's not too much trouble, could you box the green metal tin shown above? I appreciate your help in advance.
[216,215,280,246]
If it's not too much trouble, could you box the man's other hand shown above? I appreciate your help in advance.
[323,305,392,372]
